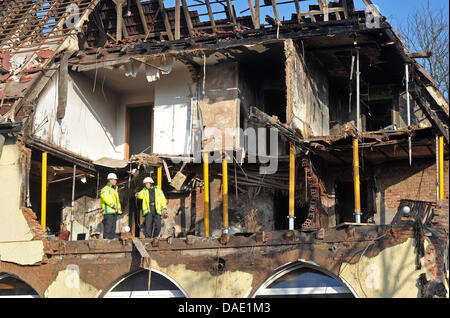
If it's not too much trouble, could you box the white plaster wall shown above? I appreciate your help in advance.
[153,63,193,156]
[0,139,45,265]
[0,141,34,242]
[33,72,123,161]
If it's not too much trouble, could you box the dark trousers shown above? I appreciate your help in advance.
[145,211,161,238]
[103,214,117,239]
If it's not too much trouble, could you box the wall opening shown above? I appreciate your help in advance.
[0,274,39,298]
[253,263,355,298]
[104,270,187,298]
[366,100,393,131]
[273,190,308,230]
[125,104,154,159]
[336,181,369,223]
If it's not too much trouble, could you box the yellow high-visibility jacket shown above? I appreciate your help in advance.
[100,184,122,215]
[137,185,167,216]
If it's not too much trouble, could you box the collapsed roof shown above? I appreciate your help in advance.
[0,0,448,142]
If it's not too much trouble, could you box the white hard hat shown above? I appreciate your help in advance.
[107,173,118,180]
[143,177,154,184]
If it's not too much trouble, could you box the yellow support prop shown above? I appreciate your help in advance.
[222,156,229,229]
[157,166,162,188]
[289,143,295,229]
[439,136,445,200]
[41,152,47,232]
[353,138,361,220]
[203,153,210,237]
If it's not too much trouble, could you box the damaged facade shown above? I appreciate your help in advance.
[0,0,448,298]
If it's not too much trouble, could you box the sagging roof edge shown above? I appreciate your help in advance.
[2,19,448,144]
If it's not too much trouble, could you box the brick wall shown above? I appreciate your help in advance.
[374,159,449,224]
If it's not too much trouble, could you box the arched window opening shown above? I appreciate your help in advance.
[0,274,39,298]
[104,270,187,298]
[254,264,355,298]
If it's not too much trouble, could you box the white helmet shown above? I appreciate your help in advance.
[107,173,118,180]
[143,177,154,184]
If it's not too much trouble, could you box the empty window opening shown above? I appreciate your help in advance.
[365,100,393,131]
[335,181,369,224]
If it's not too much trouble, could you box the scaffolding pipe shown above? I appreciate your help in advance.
[288,143,296,230]
[203,153,210,237]
[439,136,445,200]
[405,63,412,166]
[41,152,47,232]
[70,164,76,241]
[222,155,229,234]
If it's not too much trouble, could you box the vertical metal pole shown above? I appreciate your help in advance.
[356,48,360,131]
[41,152,47,232]
[222,154,229,234]
[406,64,412,166]
[353,138,361,223]
[354,48,361,223]
[203,153,210,237]
[157,166,162,188]
[289,143,296,230]
[439,136,445,200]
[70,164,76,241]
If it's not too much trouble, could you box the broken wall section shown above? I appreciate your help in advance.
[0,137,45,265]
[285,39,330,138]
[201,62,240,153]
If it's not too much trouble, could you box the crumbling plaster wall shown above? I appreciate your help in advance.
[201,62,240,152]
[151,259,254,298]
[285,39,329,138]
[339,238,429,298]
[32,71,122,161]
[0,137,44,265]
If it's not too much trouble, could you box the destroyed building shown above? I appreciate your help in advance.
[0,0,448,298]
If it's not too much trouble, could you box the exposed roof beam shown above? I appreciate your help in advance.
[135,0,150,36]
[158,0,174,40]
[181,0,195,37]
[204,0,217,33]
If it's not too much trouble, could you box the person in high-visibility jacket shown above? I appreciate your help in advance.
[136,176,167,238]
[100,173,122,239]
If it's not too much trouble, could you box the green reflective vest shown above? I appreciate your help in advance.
[137,186,167,216]
[100,184,122,215]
